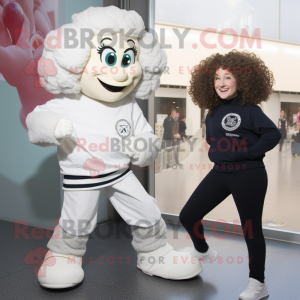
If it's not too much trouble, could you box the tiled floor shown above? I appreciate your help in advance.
[155,138,300,232]
[1,219,300,300]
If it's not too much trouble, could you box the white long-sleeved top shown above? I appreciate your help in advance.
[26,93,159,190]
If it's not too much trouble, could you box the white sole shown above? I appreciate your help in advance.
[40,283,79,289]
[137,264,203,280]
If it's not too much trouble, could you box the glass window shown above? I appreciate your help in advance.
[154,0,300,236]
[280,0,300,43]
[156,0,279,40]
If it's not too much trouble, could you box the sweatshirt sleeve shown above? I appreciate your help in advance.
[205,113,211,145]
[129,99,160,166]
[25,96,69,147]
[247,105,281,160]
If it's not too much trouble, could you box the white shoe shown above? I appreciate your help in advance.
[239,278,269,300]
[178,246,218,264]
[37,250,84,289]
[137,242,203,280]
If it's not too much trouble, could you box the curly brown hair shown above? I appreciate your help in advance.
[188,49,275,116]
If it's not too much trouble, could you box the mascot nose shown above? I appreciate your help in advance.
[110,68,128,82]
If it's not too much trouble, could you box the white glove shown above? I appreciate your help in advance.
[124,136,143,160]
[54,118,73,140]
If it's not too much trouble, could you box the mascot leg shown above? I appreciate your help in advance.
[38,189,100,289]
[105,173,203,280]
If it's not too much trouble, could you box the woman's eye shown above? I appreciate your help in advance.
[101,48,117,66]
[121,50,134,68]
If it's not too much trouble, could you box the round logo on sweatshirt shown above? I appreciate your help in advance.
[116,119,131,137]
[221,113,241,131]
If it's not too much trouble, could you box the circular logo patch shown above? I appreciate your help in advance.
[115,119,131,137]
[221,113,241,131]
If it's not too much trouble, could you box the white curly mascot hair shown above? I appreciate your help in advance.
[38,6,167,99]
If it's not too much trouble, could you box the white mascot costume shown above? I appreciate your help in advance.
[26,6,202,288]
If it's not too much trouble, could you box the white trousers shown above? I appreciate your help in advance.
[59,173,162,236]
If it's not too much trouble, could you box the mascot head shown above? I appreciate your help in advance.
[39,6,167,102]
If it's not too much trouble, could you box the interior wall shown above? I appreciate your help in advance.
[186,89,201,136]
[156,23,300,93]
[0,83,61,229]
[280,93,300,103]
[261,93,280,127]
[155,87,186,98]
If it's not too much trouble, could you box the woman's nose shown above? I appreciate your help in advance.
[110,67,128,82]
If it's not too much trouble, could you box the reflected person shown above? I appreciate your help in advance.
[278,109,289,152]
[162,109,180,167]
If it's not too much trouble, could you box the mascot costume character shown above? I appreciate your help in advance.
[26,6,202,288]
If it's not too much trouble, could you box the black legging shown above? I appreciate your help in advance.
[179,167,268,283]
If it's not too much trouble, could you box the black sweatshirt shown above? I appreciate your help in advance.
[163,116,176,139]
[205,95,281,172]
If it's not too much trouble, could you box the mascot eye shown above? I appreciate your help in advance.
[100,48,117,66]
[121,50,134,68]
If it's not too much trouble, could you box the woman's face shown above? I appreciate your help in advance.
[214,68,238,100]
[280,111,284,118]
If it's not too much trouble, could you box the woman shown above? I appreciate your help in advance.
[179,50,281,300]
[278,109,289,152]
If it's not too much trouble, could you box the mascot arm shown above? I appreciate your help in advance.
[25,98,70,147]
[129,99,160,166]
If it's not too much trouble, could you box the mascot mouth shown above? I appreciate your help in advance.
[98,78,126,93]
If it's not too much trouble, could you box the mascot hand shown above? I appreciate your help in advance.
[54,118,73,140]
[124,136,142,160]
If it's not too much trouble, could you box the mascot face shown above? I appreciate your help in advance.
[80,33,143,102]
